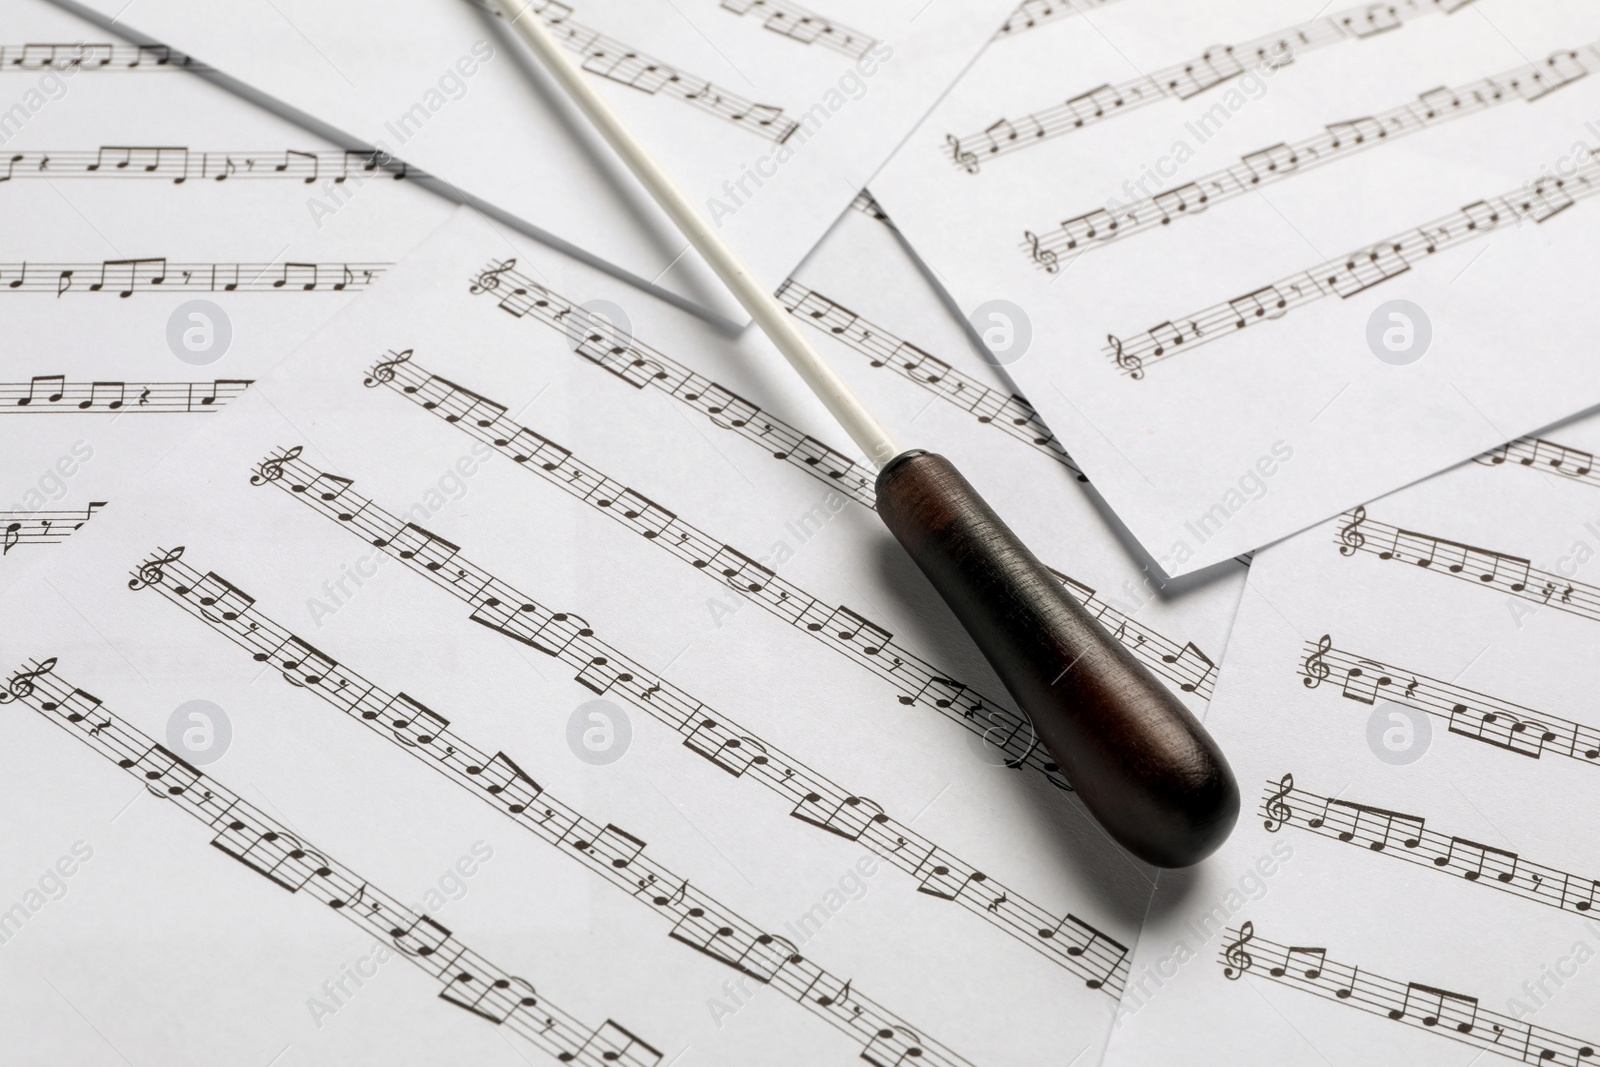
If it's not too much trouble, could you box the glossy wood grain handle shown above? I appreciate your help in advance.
[876,451,1239,868]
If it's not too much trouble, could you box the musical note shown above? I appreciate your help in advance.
[1271,772,1600,923]
[1024,230,1059,273]
[1473,433,1600,489]
[233,474,1132,994]
[776,279,1085,478]
[1233,925,1600,1060]
[0,41,206,71]
[0,377,250,414]
[947,0,1478,166]
[468,0,795,141]
[1339,510,1600,624]
[0,259,385,295]
[1105,150,1600,374]
[717,0,877,58]
[4,657,642,1058]
[1270,946,1327,980]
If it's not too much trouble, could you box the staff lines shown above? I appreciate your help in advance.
[243,449,1135,995]
[1021,44,1595,271]
[0,658,663,1067]
[131,552,971,1067]
[1218,923,1598,1064]
[946,0,1477,172]
[464,260,1217,700]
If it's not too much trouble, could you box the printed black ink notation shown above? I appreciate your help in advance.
[368,351,1215,733]
[2,376,251,413]
[1105,157,1599,377]
[0,146,421,185]
[1023,44,1597,270]
[0,42,205,71]
[1474,435,1600,491]
[1332,508,1597,625]
[1218,923,1598,1064]
[469,259,875,506]
[469,0,798,142]
[719,0,877,58]
[465,264,1215,698]
[848,189,893,224]
[1,503,105,556]
[242,455,1133,995]
[775,280,1084,477]
[0,657,657,1067]
[995,0,1124,39]
[370,353,1077,779]
[133,557,969,1065]
[1262,773,1600,918]
[947,0,1477,172]
[1301,634,1600,768]
[0,259,387,297]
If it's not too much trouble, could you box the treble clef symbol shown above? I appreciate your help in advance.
[469,258,515,295]
[250,445,303,487]
[1222,922,1254,980]
[1338,505,1367,557]
[1023,230,1060,274]
[1108,334,1143,380]
[946,134,979,175]
[363,349,412,388]
[128,546,185,591]
[2,658,57,703]
[1263,773,1293,831]
[1302,634,1332,690]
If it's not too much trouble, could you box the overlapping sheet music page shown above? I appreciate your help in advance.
[0,198,1248,1064]
[0,0,457,587]
[872,0,1600,573]
[46,0,1018,318]
[1100,415,1600,1065]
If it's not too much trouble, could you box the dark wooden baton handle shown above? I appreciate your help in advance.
[876,451,1239,868]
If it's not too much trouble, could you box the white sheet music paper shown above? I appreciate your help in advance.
[44,0,1019,320]
[1098,413,1600,1065]
[0,0,457,585]
[872,0,1600,575]
[0,202,1247,1064]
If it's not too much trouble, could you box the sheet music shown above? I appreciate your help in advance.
[872,0,1600,575]
[46,0,1019,321]
[1094,408,1600,1065]
[0,0,457,585]
[0,201,1250,1064]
